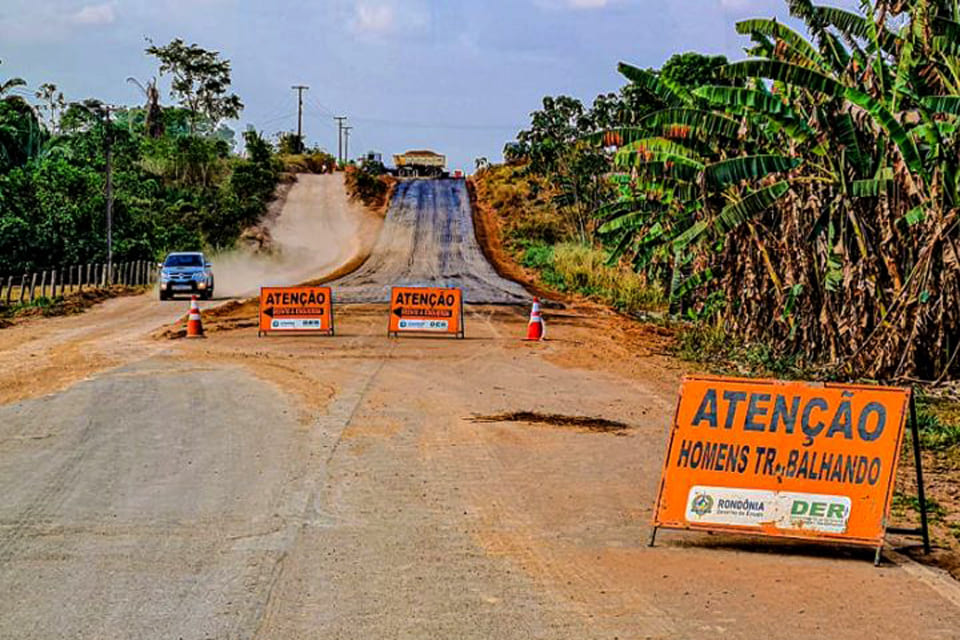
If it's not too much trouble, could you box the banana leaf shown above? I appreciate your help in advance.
[722,59,844,97]
[715,181,791,232]
[618,62,690,107]
[923,96,960,116]
[845,88,924,175]
[636,108,741,140]
[705,155,801,187]
[736,18,824,68]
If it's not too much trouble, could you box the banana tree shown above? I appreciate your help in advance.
[587,0,960,380]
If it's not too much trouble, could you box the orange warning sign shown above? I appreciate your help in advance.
[653,375,910,547]
[259,286,334,336]
[388,286,463,338]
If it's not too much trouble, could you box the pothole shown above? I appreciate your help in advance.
[469,411,631,435]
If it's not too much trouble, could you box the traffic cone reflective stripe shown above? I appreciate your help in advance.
[524,297,545,341]
[186,295,205,339]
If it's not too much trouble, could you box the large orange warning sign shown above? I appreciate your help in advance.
[653,375,911,547]
[259,286,334,336]
[388,286,464,338]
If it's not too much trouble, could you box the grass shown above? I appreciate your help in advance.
[675,321,810,379]
[1,295,54,318]
[520,241,666,315]
[475,163,570,247]
[915,401,960,451]
[893,492,947,521]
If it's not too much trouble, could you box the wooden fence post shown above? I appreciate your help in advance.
[19,273,28,303]
[4,276,12,306]
[28,272,37,302]
[50,270,57,299]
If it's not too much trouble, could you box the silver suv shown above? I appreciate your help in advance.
[158,252,215,300]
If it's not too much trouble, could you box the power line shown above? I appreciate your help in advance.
[257,112,297,127]
[302,102,338,129]
[348,115,522,131]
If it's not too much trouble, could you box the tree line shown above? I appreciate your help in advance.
[0,39,280,275]
[507,0,960,382]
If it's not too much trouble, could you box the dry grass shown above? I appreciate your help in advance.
[552,243,666,314]
[473,163,570,247]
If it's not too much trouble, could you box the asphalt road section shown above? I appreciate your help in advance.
[331,178,531,304]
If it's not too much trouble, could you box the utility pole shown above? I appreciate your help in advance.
[334,116,347,164]
[104,106,114,284]
[343,126,353,164]
[291,85,309,153]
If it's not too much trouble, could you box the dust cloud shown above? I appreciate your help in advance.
[208,174,378,299]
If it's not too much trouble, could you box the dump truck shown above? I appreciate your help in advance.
[393,150,447,178]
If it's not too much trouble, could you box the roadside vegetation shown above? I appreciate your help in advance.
[484,0,960,386]
[0,40,287,277]
[475,0,960,564]
[344,158,393,209]
[472,162,666,315]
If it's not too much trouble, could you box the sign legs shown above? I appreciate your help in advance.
[910,395,932,555]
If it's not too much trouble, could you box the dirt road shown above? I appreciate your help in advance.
[2,177,960,639]
[331,178,530,304]
[214,173,381,298]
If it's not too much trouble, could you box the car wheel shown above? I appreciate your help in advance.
[159,291,169,301]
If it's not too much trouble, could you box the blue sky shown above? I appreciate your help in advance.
[1,0,850,171]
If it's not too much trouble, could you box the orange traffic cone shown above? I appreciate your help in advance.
[186,295,205,339]
[524,297,546,341]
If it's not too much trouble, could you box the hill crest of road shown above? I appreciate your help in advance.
[330,178,531,304]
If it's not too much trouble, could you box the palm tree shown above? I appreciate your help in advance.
[0,60,43,171]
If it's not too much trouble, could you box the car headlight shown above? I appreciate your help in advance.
[192,272,206,280]
[160,273,170,281]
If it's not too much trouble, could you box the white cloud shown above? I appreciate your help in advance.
[70,2,116,25]
[354,1,395,34]
[567,0,609,7]
[348,0,430,38]
[535,0,613,9]
[0,0,119,42]
[718,0,756,9]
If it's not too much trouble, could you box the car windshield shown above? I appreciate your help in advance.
[164,254,203,267]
